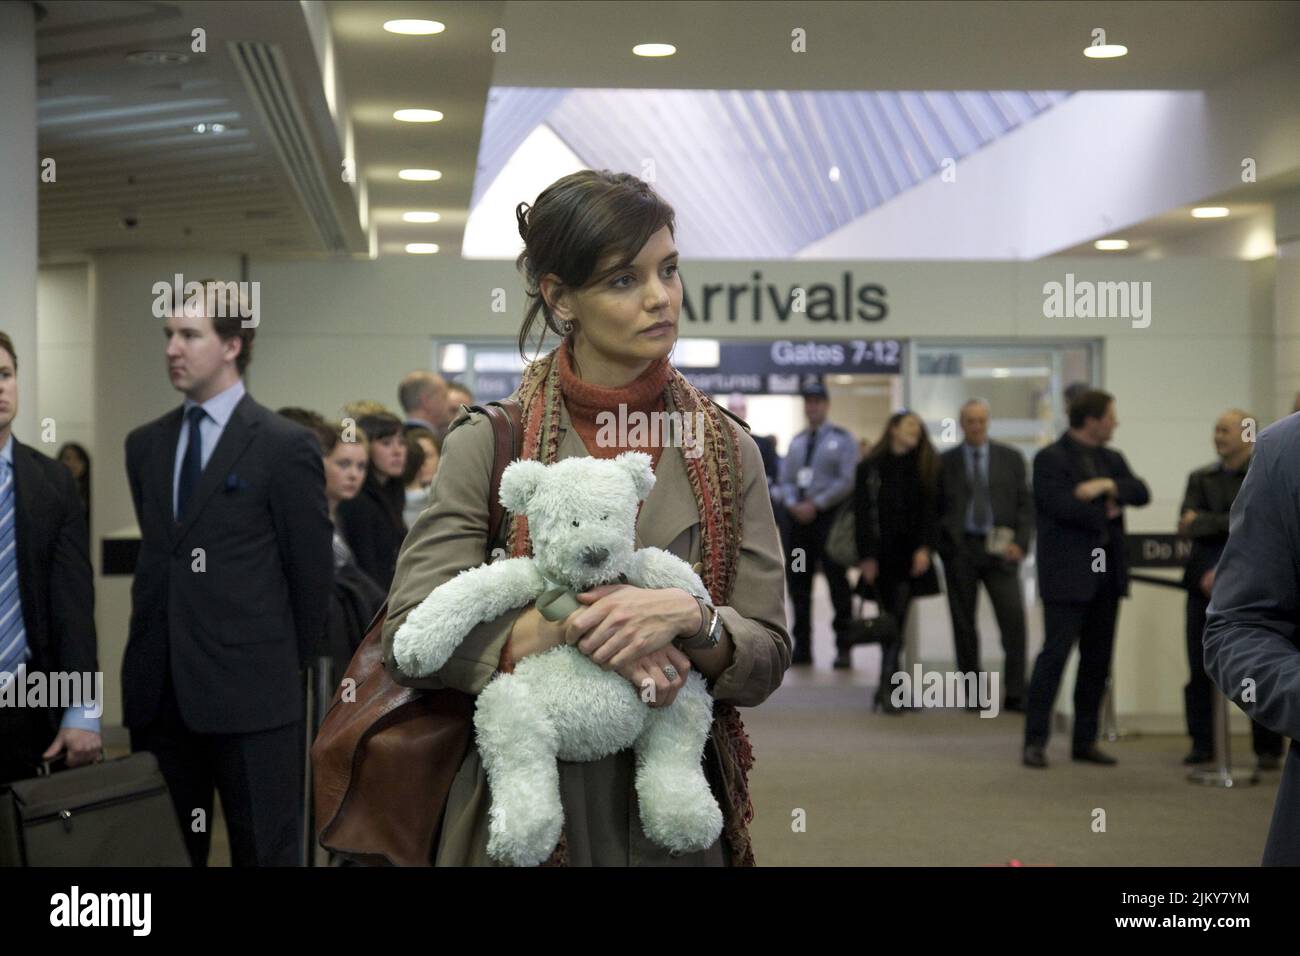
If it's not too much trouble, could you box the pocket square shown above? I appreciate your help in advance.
[223,473,250,492]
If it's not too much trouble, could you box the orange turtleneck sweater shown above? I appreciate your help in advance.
[556,337,671,471]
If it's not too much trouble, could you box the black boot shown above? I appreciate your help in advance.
[874,639,904,714]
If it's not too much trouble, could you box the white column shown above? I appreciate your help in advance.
[0,1,38,440]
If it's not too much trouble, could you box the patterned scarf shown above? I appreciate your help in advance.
[508,339,757,867]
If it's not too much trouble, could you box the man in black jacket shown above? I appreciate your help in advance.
[1204,411,1300,865]
[0,332,100,784]
[124,281,333,865]
[1180,410,1282,769]
[1023,390,1149,768]
[937,399,1034,710]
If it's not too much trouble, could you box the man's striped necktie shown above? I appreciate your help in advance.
[0,456,30,685]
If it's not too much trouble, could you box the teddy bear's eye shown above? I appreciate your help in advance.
[571,519,580,527]
[601,514,608,521]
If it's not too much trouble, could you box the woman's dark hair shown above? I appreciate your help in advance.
[1068,389,1114,429]
[866,411,940,489]
[514,169,677,360]
[356,412,403,444]
[56,442,91,515]
[401,430,429,486]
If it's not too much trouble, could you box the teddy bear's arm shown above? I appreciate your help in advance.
[392,558,545,677]
[625,547,711,602]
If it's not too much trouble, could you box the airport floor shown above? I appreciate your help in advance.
[178,585,1281,868]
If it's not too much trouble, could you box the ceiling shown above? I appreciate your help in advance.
[31,0,1300,262]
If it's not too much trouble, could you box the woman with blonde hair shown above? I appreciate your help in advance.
[382,169,790,866]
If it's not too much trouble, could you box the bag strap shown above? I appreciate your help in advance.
[468,400,523,554]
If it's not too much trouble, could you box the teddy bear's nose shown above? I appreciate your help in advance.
[579,547,609,568]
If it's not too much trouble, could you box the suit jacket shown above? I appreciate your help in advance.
[381,397,790,864]
[936,441,1034,558]
[335,472,406,593]
[1179,458,1249,588]
[1204,414,1300,865]
[1032,432,1150,603]
[10,438,97,736]
[122,392,333,734]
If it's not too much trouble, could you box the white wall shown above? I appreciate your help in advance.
[53,251,1282,728]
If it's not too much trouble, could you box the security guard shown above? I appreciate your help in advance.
[775,379,858,664]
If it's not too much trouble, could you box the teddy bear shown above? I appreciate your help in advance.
[392,451,724,867]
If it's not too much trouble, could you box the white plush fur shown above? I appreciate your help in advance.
[391,451,722,867]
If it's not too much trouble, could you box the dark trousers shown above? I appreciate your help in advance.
[129,667,303,867]
[0,703,51,785]
[872,575,915,686]
[1024,574,1120,749]
[943,535,1027,701]
[785,509,854,656]
[1185,590,1283,757]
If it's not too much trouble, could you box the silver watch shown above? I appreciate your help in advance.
[675,598,721,652]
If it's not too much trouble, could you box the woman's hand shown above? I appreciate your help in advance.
[613,646,692,708]
[565,584,701,670]
[858,557,879,586]
[910,547,931,578]
[505,606,568,664]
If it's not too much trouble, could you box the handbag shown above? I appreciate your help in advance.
[826,464,879,569]
[0,752,190,866]
[311,400,521,866]
[839,580,901,648]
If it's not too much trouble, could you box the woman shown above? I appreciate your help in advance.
[854,411,941,714]
[402,426,441,530]
[312,420,385,686]
[381,169,790,866]
[57,442,91,520]
[336,411,408,591]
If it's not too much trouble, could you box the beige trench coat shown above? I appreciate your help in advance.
[381,395,791,865]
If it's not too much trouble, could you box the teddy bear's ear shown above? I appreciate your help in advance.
[499,459,547,513]
[613,451,656,501]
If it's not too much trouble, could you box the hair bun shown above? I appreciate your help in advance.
[515,201,531,243]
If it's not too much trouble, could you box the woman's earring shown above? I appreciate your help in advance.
[559,319,574,334]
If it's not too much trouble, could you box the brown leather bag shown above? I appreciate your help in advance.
[312,400,522,866]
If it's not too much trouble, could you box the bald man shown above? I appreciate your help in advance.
[399,371,450,439]
[1180,409,1283,770]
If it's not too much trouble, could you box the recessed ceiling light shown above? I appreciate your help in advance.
[394,109,443,123]
[192,122,227,134]
[1083,44,1128,58]
[406,243,439,254]
[1094,239,1129,251]
[384,19,445,36]
[633,43,676,57]
[399,169,442,181]
[403,211,442,223]
[1191,206,1230,219]
[126,50,190,66]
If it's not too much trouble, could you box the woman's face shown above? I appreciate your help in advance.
[60,449,86,478]
[547,225,682,371]
[325,441,367,503]
[370,433,407,479]
[416,436,439,485]
[891,415,922,453]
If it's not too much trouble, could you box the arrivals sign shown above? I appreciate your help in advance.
[681,271,888,325]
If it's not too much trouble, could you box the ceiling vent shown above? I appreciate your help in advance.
[227,40,347,253]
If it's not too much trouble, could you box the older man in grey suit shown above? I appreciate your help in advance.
[937,399,1034,710]
[1204,411,1300,865]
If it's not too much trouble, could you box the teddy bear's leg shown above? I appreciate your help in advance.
[633,671,724,855]
[473,673,566,867]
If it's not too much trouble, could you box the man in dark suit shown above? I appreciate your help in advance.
[124,280,332,865]
[1023,390,1149,768]
[1204,411,1300,865]
[0,332,100,784]
[937,399,1033,711]
[1179,409,1282,769]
